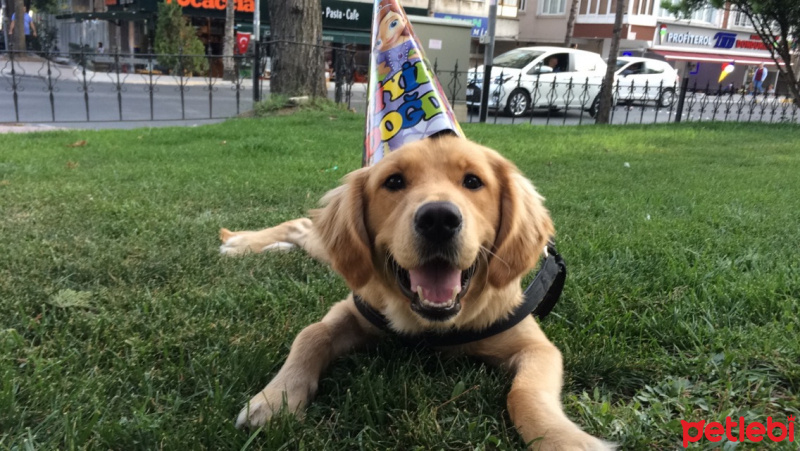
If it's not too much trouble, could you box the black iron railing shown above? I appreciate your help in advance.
[2,44,798,125]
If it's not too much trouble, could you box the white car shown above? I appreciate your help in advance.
[614,57,680,108]
[466,46,607,117]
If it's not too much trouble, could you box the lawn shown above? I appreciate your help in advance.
[1,114,798,450]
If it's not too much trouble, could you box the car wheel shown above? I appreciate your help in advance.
[659,88,676,108]
[505,89,530,117]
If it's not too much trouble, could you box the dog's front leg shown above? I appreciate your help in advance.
[506,340,613,450]
[220,218,329,262]
[236,298,373,428]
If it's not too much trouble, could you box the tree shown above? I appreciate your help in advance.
[663,0,799,103]
[268,0,326,97]
[12,0,25,51]
[564,0,580,46]
[154,1,209,75]
[222,0,235,80]
[595,0,626,123]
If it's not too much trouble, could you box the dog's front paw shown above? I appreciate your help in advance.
[235,386,308,429]
[219,228,296,256]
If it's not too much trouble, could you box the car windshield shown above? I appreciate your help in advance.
[493,49,545,69]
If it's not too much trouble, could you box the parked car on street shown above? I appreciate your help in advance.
[466,46,607,117]
[613,57,680,108]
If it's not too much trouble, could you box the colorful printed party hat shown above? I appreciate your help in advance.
[363,0,464,166]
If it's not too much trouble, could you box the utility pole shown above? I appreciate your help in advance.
[252,0,261,102]
[478,0,497,123]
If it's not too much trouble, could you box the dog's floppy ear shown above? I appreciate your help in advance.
[488,162,555,288]
[312,168,373,289]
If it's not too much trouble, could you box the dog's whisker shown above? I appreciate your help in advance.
[480,245,509,271]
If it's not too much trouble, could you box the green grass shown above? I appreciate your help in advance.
[1,113,798,450]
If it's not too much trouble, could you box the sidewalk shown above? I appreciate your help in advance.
[0,123,65,133]
[0,54,253,87]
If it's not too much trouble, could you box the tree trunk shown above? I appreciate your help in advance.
[564,0,580,46]
[595,0,626,124]
[13,0,25,52]
[222,0,235,80]
[269,0,326,97]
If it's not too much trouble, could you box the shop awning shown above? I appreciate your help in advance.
[235,25,370,45]
[651,49,785,66]
[322,30,370,45]
[55,11,154,21]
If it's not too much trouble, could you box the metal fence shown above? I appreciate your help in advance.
[451,62,800,126]
[2,42,798,125]
[1,49,255,123]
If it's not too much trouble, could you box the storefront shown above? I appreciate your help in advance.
[62,0,428,76]
[629,22,784,91]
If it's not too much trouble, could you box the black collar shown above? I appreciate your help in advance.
[353,241,566,347]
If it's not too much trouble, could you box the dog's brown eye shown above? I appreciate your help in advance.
[383,174,406,191]
[463,174,483,190]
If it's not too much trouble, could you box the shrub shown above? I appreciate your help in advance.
[154,1,209,76]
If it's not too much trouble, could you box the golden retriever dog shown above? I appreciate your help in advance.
[221,135,612,450]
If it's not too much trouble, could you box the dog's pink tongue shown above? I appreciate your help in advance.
[409,263,461,304]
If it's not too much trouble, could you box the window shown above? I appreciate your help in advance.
[518,0,526,12]
[690,6,717,24]
[499,0,519,17]
[540,0,566,15]
[494,49,545,69]
[732,8,752,28]
[658,0,718,23]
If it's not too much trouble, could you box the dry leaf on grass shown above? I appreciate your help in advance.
[67,140,88,148]
[66,161,79,169]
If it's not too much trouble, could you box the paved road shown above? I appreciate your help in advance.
[2,72,796,128]
[0,77,254,124]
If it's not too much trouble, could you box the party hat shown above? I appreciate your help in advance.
[363,0,464,166]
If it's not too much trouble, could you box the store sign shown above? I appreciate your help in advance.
[433,13,488,38]
[656,23,772,56]
[165,0,254,13]
[323,5,360,22]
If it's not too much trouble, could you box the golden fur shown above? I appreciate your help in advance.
[221,136,613,450]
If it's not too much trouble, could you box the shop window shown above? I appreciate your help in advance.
[540,0,566,15]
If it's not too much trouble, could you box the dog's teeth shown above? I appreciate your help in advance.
[452,285,461,298]
[415,285,457,309]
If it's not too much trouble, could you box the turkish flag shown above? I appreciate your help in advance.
[236,32,251,55]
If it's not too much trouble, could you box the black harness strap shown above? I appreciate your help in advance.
[353,241,566,347]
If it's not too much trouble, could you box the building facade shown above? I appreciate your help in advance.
[569,0,782,89]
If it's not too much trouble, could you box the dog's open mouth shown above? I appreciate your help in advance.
[391,257,477,322]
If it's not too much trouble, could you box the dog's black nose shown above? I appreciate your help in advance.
[414,201,462,242]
